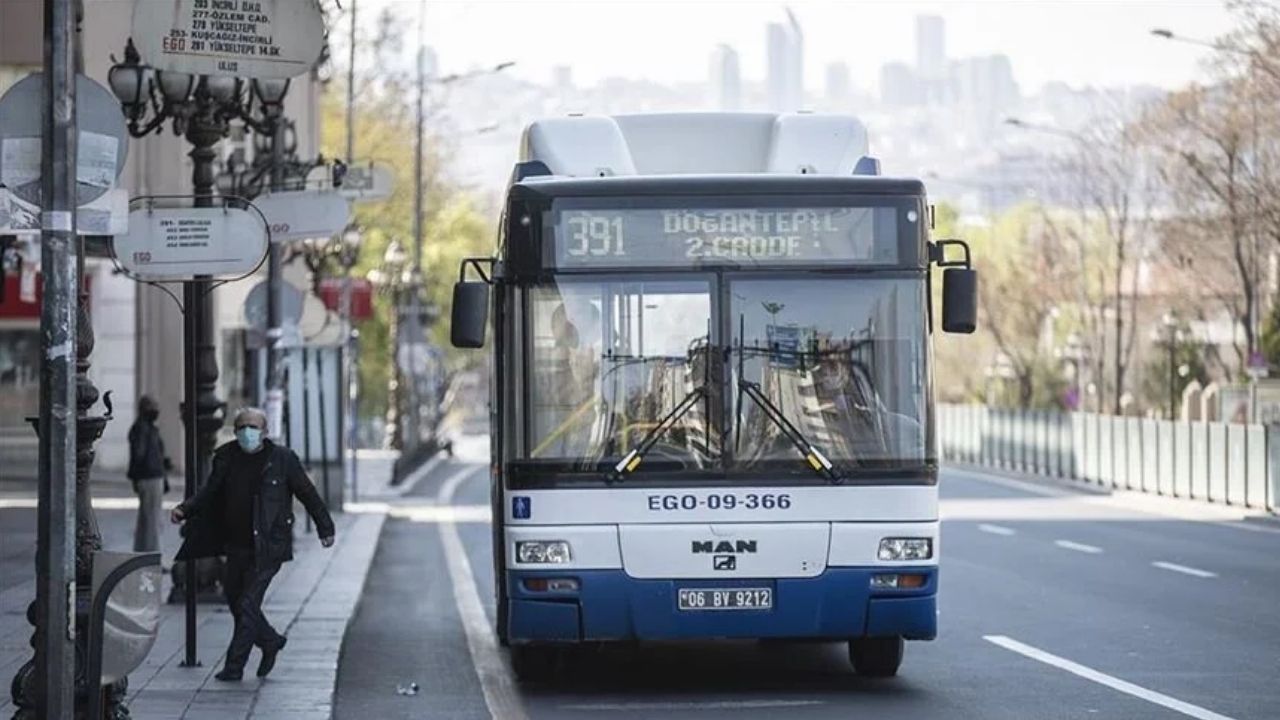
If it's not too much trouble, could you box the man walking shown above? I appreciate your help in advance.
[171,407,336,681]
[126,395,169,552]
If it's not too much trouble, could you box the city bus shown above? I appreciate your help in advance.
[449,113,977,681]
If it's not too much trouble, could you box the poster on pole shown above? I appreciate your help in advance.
[0,187,129,236]
[254,190,350,243]
[131,0,327,80]
[112,204,268,281]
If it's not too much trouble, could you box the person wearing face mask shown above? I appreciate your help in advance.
[170,407,336,682]
[126,395,171,552]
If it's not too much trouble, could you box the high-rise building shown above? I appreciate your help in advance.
[766,9,804,111]
[915,15,946,80]
[825,61,851,106]
[915,15,947,104]
[953,54,1021,137]
[553,65,574,92]
[710,44,742,111]
[880,62,921,107]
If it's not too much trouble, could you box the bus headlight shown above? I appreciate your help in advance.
[878,537,933,561]
[516,540,572,564]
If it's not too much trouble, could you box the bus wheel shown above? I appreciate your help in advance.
[510,644,559,683]
[849,636,903,677]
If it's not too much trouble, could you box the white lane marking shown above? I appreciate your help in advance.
[1054,539,1103,554]
[437,465,529,720]
[563,700,825,712]
[978,523,1016,536]
[1152,561,1218,579]
[984,635,1237,720]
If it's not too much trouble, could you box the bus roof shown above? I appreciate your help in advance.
[516,113,880,182]
[508,174,926,203]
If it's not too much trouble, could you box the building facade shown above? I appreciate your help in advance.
[0,1,322,478]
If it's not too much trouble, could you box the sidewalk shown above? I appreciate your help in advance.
[0,448,402,720]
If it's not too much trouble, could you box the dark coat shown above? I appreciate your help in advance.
[126,419,167,481]
[174,440,335,563]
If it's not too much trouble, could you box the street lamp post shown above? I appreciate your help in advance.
[1159,313,1184,420]
[369,240,409,450]
[106,39,290,666]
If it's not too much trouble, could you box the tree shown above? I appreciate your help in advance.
[316,7,495,424]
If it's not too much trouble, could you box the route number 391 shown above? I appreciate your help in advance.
[566,216,626,257]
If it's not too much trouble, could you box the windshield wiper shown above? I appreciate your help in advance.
[730,314,842,483]
[736,378,842,483]
[610,385,706,481]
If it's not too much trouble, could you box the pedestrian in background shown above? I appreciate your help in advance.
[126,395,170,552]
[170,407,336,682]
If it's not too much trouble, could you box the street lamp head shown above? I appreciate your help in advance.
[1003,117,1026,128]
[156,70,195,104]
[494,61,516,72]
[252,78,291,118]
[108,39,152,120]
[202,74,240,105]
[1151,28,1174,39]
[384,239,407,268]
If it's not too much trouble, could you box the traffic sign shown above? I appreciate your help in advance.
[0,73,130,206]
[131,0,326,80]
[254,190,350,243]
[242,279,303,330]
[1248,351,1269,379]
[112,205,268,281]
[339,163,394,202]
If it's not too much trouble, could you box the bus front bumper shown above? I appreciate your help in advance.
[506,567,937,643]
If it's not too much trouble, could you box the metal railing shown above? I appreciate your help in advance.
[938,404,1278,513]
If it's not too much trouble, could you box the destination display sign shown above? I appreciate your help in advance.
[552,207,898,268]
[132,0,326,80]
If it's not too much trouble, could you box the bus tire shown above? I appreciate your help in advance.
[849,636,903,677]
[510,644,558,683]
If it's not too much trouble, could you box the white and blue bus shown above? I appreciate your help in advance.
[450,113,977,680]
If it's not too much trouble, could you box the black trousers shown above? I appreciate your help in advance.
[222,550,284,671]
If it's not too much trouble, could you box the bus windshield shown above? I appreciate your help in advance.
[526,278,718,471]
[522,274,928,475]
[728,277,927,470]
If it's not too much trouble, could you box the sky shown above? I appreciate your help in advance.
[354,0,1240,94]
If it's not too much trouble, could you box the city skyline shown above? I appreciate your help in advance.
[359,0,1236,94]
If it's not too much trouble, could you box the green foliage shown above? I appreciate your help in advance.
[319,84,494,423]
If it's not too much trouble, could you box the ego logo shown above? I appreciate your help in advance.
[132,251,153,264]
[270,223,291,235]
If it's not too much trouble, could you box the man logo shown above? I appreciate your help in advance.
[713,555,736,571]
[691,540,758,554]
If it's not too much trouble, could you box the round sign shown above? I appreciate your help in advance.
[244,280,305,331]
[0,73,130,206]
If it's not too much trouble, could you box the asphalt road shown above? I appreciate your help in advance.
[335,436,1280,720]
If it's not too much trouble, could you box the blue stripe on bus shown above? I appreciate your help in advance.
[507,567,937,643]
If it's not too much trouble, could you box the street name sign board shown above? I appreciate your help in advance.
[1,187,129,236]
[131,0,326,80]
[113,205,268,280]
[339,163,394,202]
[254,190,350,243]
[0,73,129,206]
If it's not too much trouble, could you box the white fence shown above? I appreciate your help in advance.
[938,404,1279,513]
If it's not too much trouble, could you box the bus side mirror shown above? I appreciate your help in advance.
[941,268,977,334]
[451,281,489,348]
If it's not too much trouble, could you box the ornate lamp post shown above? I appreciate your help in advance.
[1158,313,1185,420]
[368,240,409,450]
[106,38,290,663]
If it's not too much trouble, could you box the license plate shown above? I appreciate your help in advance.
[677,587,773,611]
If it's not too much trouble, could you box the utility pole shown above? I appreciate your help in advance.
[343,0,360,499]
[265,118,286,437]
[408,0,427,453]
[34,0,79,714]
